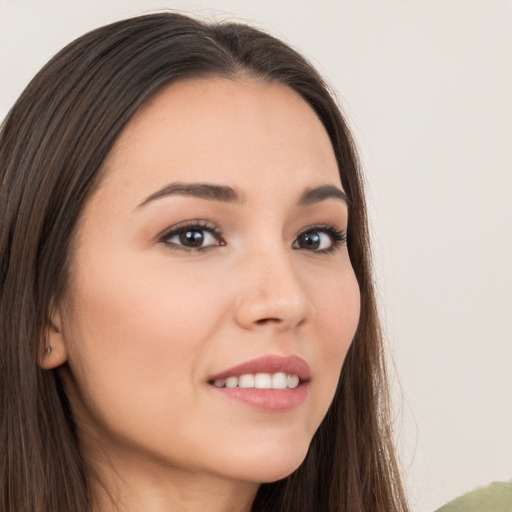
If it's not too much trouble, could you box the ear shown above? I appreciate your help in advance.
[38,306,68,370]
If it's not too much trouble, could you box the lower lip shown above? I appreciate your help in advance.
[210,383,309,411]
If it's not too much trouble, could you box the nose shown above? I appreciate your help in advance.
[234,247,314,332]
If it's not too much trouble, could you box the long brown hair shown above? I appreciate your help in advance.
[0,12,409,512]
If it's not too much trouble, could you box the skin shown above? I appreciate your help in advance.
[42,77,361,512]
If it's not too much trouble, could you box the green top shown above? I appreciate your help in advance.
[435,481,512,512]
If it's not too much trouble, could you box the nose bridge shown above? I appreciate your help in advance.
[235,237,313,331]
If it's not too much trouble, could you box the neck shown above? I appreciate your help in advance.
[89,460,258,512]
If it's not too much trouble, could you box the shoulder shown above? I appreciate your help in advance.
[435,481,512,512]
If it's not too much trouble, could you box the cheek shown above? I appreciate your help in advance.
[308,265,360,411]
[67,245,222,347]
[61,255,224,422]
[314,261,360,348]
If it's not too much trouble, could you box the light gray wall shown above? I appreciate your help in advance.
[1,1,511,510]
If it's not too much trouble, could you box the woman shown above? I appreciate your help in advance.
[0,12,409,512]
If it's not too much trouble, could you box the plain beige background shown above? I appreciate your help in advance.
[1,1,511,511]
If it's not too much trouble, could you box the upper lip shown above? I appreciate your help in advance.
[209,355,311,382]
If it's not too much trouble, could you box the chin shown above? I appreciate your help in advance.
[216,439,310,484]
[256,459,306,484]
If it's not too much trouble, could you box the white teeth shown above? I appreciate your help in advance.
[254,373,272,389]
[272,372,288,389]
[225,377,238,388]
[287,374,299,389]
[212,373,301,389]
[238,374,255,388]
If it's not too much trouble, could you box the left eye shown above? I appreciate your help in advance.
[160,224,223,251]
[292,227,346,252]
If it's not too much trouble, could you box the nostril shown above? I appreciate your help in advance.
[255,317,281,325]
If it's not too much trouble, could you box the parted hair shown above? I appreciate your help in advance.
[0,12,409,512]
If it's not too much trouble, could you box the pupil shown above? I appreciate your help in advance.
[180,230,204,247]
[301,232,320,249]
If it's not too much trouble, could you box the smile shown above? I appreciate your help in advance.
[212,372,300,389]
[208,355,310,411]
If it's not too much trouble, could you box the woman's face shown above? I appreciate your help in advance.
[51,78,360,486]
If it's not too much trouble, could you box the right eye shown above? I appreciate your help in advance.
[159,222,225,252]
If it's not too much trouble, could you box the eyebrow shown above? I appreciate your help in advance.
[297,184,350,207]
[137,182,349,209]
[137,182,245,208]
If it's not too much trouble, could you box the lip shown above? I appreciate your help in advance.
[208,355,310,412]
[209,355,311,382]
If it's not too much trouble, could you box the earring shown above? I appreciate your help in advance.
[45,346,52,356]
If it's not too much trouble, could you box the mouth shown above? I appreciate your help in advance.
[210,372,300,390]
[208,355,310,411]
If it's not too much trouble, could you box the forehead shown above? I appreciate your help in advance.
[100,77,341,205]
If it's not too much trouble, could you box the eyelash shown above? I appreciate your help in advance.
[159,220,225,253]
[296,224,348,254]
[158,221,347,254]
